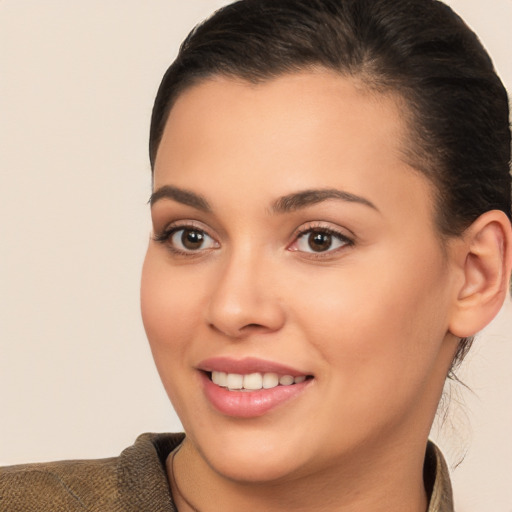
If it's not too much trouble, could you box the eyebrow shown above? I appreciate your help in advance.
[271,188,378,213]
[149,185,378,214]
[149,185,211,212]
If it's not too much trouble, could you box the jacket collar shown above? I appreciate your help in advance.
[425,441,454,512]
[120,434,454,511]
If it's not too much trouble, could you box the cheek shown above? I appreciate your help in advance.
[140,248,209,422]
[290,243,452,386]
[291,264,451,441]
[140,248,200,368]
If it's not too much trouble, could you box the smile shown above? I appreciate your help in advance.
[211,371,308,391]
[198,357,314,417]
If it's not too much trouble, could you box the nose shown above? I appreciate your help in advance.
[205,249,286,339]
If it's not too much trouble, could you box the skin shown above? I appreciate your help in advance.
[140,70,491,511]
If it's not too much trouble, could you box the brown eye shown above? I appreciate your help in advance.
[308,232,332,252]
[168,227,218,253]
[181,229,205,250]
[291,228,352,255]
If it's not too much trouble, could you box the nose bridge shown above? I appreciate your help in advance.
[206,241,284,337]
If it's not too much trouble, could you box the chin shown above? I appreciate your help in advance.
[208,450,306,484]
[188,422,313,483]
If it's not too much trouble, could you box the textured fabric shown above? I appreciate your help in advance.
[0,433,183,512]
[0,433,453,511]
[426,441,455,511]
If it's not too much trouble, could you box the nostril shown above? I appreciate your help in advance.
[239,323,273,335]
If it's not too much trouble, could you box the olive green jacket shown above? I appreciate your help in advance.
[0,433,453,511]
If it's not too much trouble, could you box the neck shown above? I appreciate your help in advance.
[167,437,429,512]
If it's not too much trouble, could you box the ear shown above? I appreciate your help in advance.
[448,210,512,338]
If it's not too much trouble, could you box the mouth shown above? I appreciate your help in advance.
[198,357,314,418]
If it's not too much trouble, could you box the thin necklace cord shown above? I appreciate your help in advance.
[170,446,201,512]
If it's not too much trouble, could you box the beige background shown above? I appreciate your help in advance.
[0,1,510,510]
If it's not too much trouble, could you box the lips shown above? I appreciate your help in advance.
[198,357,313,417]
[198,356,309,376]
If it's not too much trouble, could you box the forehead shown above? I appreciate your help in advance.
[160,70,406,141]
[156,71,405,172]
[153,71,434,224]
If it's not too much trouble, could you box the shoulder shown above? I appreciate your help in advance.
[0,432,184,512]
[1,456,118,511]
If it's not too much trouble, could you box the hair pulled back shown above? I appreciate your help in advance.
[149,0,511,370]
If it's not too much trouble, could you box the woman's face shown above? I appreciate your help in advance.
[141,71,460,482]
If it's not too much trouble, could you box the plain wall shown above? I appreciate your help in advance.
[0,1,510,511]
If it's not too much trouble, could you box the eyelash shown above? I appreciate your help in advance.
[152,222,219,257]
[289,224,355,258]
[153,222,355,258]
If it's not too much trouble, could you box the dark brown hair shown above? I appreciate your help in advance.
[149,0,511,370]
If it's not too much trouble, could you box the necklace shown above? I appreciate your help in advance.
[169,446,201,512]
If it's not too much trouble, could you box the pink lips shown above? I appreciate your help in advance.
[198,356,308,376]
[198,357,312,418]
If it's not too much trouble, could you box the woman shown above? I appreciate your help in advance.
[1,0,511,511]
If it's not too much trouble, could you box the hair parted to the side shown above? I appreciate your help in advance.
[149,0,512,373]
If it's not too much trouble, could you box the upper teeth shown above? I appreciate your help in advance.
[211,371,307,391]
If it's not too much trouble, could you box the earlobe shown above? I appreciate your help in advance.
[449,210,512,338]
